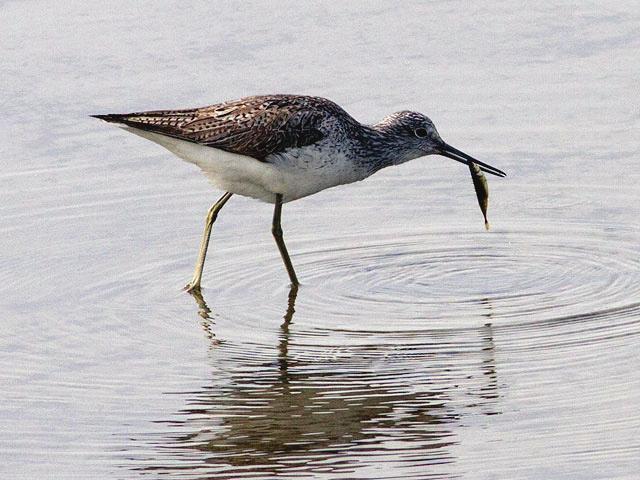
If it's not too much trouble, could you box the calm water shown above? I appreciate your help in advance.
[2,1,639,479]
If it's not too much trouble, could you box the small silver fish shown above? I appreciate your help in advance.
[469,162,490,230]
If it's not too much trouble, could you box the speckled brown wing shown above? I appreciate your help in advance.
[92,95,346,161]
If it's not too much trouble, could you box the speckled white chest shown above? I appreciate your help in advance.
[125,127,369,203]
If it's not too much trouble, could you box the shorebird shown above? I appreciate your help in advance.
[93,94,506,292]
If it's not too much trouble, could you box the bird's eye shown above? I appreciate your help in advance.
[414,128,429,138]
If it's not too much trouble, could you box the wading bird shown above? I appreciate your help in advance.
[93,94,506,292]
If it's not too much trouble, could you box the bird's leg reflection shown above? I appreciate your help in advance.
[278,284,298,381]
[186,288,222,345]
[186,284,298,345]
[283,283,298,326]
[189,287,212,320]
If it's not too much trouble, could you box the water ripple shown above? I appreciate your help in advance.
[186,224,640,330]
[119,222,640,478]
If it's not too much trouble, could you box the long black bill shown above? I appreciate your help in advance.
[439,143,506,178]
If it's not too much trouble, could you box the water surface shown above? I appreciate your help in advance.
[1,1,639,479]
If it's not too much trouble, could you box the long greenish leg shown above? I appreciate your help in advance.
[272,193,300,287]
[185,192,233,292]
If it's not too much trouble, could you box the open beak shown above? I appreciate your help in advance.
[438,142,506,178]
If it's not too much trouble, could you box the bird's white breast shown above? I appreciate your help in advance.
[123,127,368,203]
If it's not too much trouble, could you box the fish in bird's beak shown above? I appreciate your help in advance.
[468,162,490,230]
[438,142,506,178]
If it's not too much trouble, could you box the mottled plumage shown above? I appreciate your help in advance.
[93,95,355,162]
[93,94,506,290]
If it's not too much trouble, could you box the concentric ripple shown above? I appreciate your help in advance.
[195,223,640,331]
[122,224,640,479]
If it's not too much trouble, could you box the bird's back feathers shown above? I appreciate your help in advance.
[92,94,358,161]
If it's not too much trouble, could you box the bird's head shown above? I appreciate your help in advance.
[375,111,506,177]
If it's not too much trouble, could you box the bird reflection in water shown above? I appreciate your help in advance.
[132,289,502,478]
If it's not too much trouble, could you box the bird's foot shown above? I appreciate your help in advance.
[184,281,201,294]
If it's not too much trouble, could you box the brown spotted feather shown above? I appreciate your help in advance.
[92,95,356,161]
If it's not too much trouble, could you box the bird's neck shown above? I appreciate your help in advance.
[355,124,422,174]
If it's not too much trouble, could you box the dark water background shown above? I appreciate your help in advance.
[1,1,639,478]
